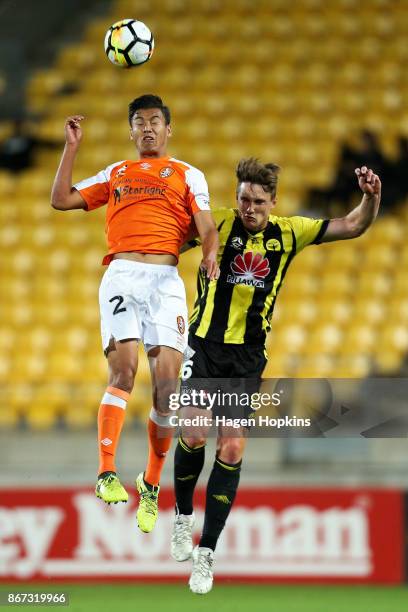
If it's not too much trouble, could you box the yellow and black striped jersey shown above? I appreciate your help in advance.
[189,208,328,346]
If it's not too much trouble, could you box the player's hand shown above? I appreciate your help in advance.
[200,256,220,280]
[65,115,84,147]
[355,166,381,197]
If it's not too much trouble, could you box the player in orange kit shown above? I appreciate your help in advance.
[51,94,219,533]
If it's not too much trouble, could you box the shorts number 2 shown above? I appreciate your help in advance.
[109,295,127,315]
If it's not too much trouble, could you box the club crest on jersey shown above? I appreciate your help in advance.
[231,236,244,250]
[160,166,174,178]
[266,238,281,251]
[227,252,270,288]
[116,165,127,177]
[140,162,151,170]
[177,315,185,335]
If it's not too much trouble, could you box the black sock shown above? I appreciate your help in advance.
[98,470,116,479]
[174,437,205,515]
[200,457,242,551]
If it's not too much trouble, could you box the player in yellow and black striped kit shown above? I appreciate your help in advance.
[171,158,382,594]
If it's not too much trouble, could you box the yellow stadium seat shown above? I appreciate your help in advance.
[315,298,352,325]
[64,405,96,428]
[0,171,16,196]
[127,381,152,416]
[47,353,84,383]
[361,245,396,270]
[278,273,319,299]
[295,354,336,378]
[290,247,325,273]
[0,402,20,428]
[331,354,372,378]
[273,299,317,326]
[0,357,12,385]
[355,272,391,297]
[57,43,100,72]
[319,273,354,297]
[388,297,408,324]
[342,324,377,352]
[27,69,67,98]
[7,385,35,414]
[307,323,344,353]
[78,354,108,384]
[373,350,404,374]
[272,323,309,353]
[9,354,48,384]
[352,297,385,324]
[25,403,59,430]
[376,325,408,353]
[0,328,16,351]
[32,383,68,411]
[134,351,151,386]
[263,356,294,379]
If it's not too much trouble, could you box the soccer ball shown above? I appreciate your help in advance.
[104,19,154,68]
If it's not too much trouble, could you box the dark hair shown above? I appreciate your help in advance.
[236,157,280,197]
[128,94,171,125]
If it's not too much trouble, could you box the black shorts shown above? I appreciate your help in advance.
[180,335,267,422]
[185,335,267,379]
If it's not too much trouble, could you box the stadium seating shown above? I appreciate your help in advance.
[1,0,408,427]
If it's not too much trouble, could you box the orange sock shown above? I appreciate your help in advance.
[144,409,173,486]
[97,386,129,476]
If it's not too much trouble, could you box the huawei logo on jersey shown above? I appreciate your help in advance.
[231,252,270,278]
[227,252,270,288]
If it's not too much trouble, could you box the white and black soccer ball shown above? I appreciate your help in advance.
[104,19,154,68]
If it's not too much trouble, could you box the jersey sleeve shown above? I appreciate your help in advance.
[212,207,234,228]
[187,207,232,248]
[185,166,211,214]
[73,161,124,211]
[289,216,330,253]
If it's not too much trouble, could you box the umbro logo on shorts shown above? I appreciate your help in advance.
[101,438,112,446]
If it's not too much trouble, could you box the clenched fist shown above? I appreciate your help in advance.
[65,115,85,147]
[355,166,381,197]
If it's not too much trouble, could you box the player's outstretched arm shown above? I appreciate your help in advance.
[320,166,381,243]
[194,210,220,280]
[51,115,87,211]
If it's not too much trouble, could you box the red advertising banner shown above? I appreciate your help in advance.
[0,487,404,584]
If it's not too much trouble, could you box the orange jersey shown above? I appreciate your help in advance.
[74,156,210,264]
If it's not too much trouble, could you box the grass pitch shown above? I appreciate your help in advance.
[1,584,407,612]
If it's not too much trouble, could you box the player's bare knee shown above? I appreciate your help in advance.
[183,436,206,449]
[218,439,244,464]
[154,388,178,416]
[153,405,172,418]
[109,370,135,394]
